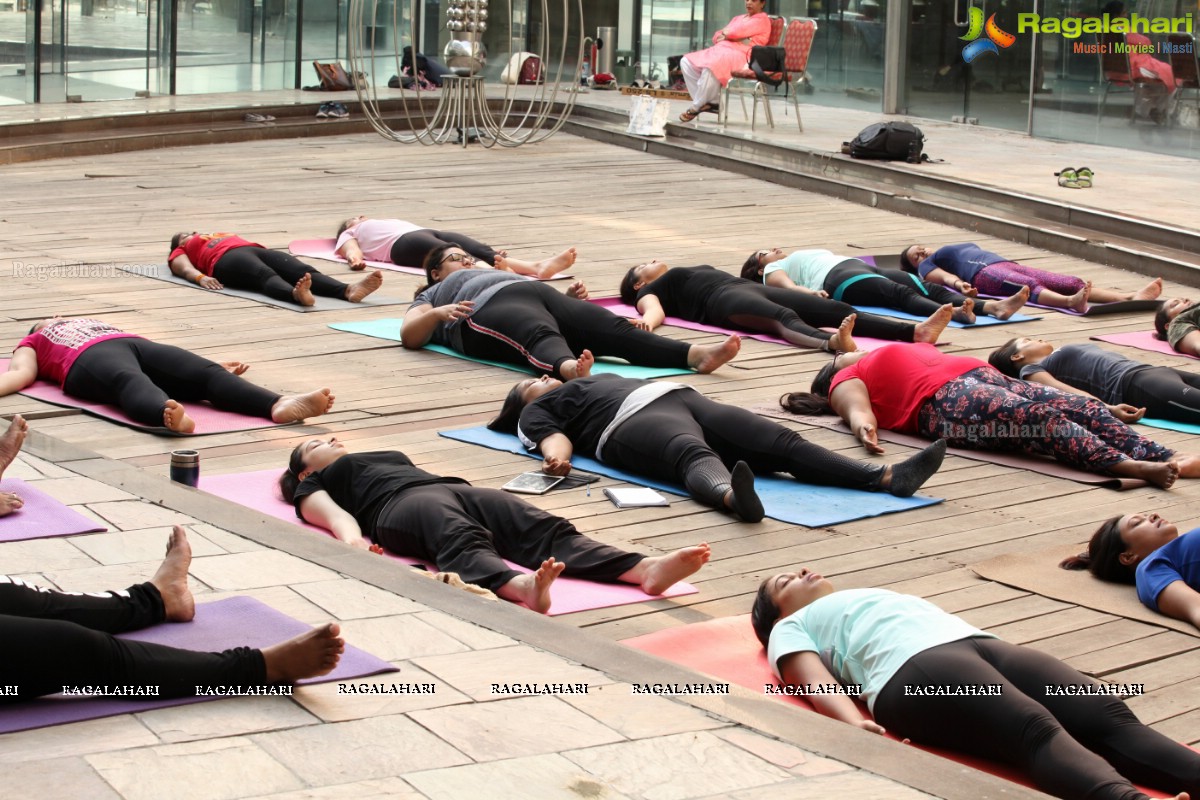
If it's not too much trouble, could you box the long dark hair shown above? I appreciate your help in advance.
[740,252,763,282]
[899,245,920,274]
[488,383,527,433]
[1154,305,1171,341]
[1059,516,1135,584]
[619,266,642,306]
[987,338,1023,377]
[778,361,838,415]
[278,443,308,503]
[416,242,463,297]
[751,577,782,648]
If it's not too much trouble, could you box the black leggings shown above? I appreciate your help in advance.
[390,229,496,268]
[874,637,1200,800]
[1123,366,1200,426]
[704,284,914,348]
[879,268,971,308]
[462,282,692,378]
[63,338,280,426]
[600,390,883,510]
[373,484,644,591]
[826,262,946,317]
[213,247,349,305]
[0,577,264,701]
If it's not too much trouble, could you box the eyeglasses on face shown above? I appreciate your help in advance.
[439,252,473,266]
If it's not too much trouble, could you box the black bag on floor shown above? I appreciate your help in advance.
[846,121,928,163]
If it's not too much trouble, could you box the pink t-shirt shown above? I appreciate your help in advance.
[335,219,425,263]
[829,343,983,433]
[16,318,140,386]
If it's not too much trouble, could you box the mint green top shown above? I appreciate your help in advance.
[761,249,844,291]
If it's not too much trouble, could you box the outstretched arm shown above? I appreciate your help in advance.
[766,270,827,297]
[922,266,966,291]
[1025,372,1145,423]
[635,295,666,331]
[1156,580,1200,631]
[298,490,374,551]
[829,379,884,454]
[169,253,223,290]
[537,433,574,476]
[337,238,367,269]
[0,348,38,397]
[778,651,885,734]
[400,301,474,349]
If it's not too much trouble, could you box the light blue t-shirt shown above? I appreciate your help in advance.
[762,249,844,292]
[767,587,994,711]
[1136,528,1200,611]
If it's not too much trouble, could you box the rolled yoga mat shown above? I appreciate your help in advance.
[0,478,107,542]
[288,238,573,281]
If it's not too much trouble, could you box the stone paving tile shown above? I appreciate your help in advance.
[0,538,98,574]
[85,500,199,530]
[11,453,77,479]
[712,727,852,775]
[187,523,266,553]
[246,776,424,799]
[293,577,428,620]
[194,585,336,625]
[412,610,517,650]
[562,731,792,800]
[70,526,224,565]
[44,560,208,596]
[32,475,137,504]
[405,753,632,800]
[187,550,339,591]
[252,714,471,785]
[136,696,319,744]
[714,772,940,799]
[65,503,115,530]
[86,738,304,800]
[558,683,728,740]
[413,645,614,701]
[293,663,470,722]
[5,755,122,800]
[334,614,472,661]
[409,695,625,763]
[0,717,159,765]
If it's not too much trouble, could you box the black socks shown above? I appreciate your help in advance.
[887,439,947,497]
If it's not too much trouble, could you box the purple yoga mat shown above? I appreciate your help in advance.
[0,596,396,734]
[0,478,106,542]
[200,469,697,615]
[1092,331,1198,361]
[288,239,573,281]
[0,358,295,436]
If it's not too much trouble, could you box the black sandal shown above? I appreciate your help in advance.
[700,102,721,114]
[679,108,701,122]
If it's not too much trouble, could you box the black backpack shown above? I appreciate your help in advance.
[748,45,785,87]
[846,122,928,163]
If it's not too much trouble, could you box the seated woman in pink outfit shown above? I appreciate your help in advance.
[1102,1,1177,122]
[678,0,771,122]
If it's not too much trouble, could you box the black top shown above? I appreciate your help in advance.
[518,374,644,455]
[293,451,466,532]
[636,265,740,324]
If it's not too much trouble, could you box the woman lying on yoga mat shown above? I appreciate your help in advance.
[3,527,344,701]
[402,244,740,379]
[279,440,709,614]
[1063,513,1200,631]
[1155,298,1200,358]
[619,262,953,350]
[0,414,27,517]
[1,318,334,433]
[488,373,947,523]
[989,338,1200,426]
[336,215,576,278]
[780,341,1200,489]
[169,232,383,307]
[739,247,1030,324]
[901,243,1162,313]
[752,570,1198,800]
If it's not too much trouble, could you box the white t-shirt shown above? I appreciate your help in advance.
[335,219,425,263]
[761,249,844,291]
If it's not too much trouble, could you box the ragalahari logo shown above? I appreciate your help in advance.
[960,7,1017,62]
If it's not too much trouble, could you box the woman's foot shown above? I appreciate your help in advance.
[1065,281,1091,313]
[344,270,383,302]
[498,558,565,613]
[524,247,577,280]
[163,400,196,434]
[679,107,702,122]
[951,298,976,325]
[0,491,23,517]
[882,440,947,497]
[291,273,316,307]
[688,335,741,373]
[0,414,28,478]
[1113,459,1180,489]
[1131,278,1164,301]
[1171,455,1200,478]
[262,622,344,683]
[270,388,335,423]
[827,314,857,353]
[560,350,595,380]
[984,285,1030,320]
[151,525,196,622]
[625,543,712,595]
[723,461,764,522]
[913,304,953,344]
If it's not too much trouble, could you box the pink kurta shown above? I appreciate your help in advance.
[684,13,772,87]
[1128,32,1176,89]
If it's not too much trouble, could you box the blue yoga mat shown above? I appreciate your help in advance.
[853,305,1040,327]
[440,426,941,528]
[1138,417,1200,435]
[329,319,693,379]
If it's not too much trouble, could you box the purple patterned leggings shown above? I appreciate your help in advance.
[974,261,1085,303]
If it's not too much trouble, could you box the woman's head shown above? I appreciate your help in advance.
[619,261,670,305]
[1154,297,1192,340]
[738,248,785,281]
[416,243,475,296]
[338,215,367,237]
[778,352,863,415]
[488,375,564,433]
[278,437,348,502]
[1060,512,1179,583]
[988,337,1054,377]
[900,244,932,273]
[745,0,766,14]
[751,568,835,648]
[170,232,196,252]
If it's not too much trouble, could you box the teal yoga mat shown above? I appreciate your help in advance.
[329,319,693,379]
[439,425,941,528]
[1139,417,1200,435]
[852,305,1040,327]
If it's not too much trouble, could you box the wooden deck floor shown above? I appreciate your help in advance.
[3,131,1200,744]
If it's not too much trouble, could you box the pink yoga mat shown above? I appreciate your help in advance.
[1092,331,1198,361]
[0,595,396,734]
[200,469,697,615]
[288,239,572,281]
[0,358,295,436]
[0,478,107,542]
[588,298,932,351]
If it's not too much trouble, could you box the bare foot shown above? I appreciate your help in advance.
[987,285,1030,320]
[1172,455,1200,478]
[270,388,335,423]
[913,304,953,344]
[560,349,595,380]
[628,543,711,595]
[1132,277,1164,301]
[1066,281,1091,313]
[292,273,315,307]
[345,270,383,303]
[498,558,565,613]
[0,414,28,478]
[1120,460,1180,489]
[827,314,858,353]
[262,622,344,683]
[951,298,976,325]
[534,247,577,279]
[151,525,195,622]
[1172,792,1189,800]
[0,491,23,517]
[689,334,741,373]
[163,400,196,434]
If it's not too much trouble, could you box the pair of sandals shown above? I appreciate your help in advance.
[630,79,661,90]
[1055,167,1094,189]
[679,102,720,123]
